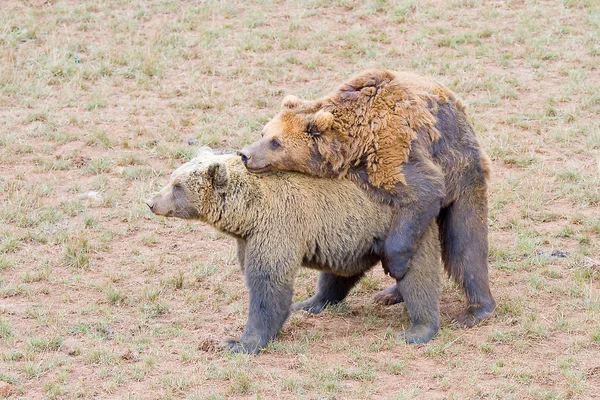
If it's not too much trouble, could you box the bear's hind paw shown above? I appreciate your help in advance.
[291,297,329,314]
[373,285,404,306]
[220,338,262,354]
[452,302,495,328]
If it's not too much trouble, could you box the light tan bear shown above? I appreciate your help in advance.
[147,148,442,353]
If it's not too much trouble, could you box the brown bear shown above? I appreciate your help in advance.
[239,69,495,327]
[147,147,442,353]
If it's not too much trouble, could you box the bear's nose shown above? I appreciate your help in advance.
[238,151,249,165]
[146,201,155,211]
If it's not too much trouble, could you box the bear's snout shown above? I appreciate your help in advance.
[146,191,167,216]
[238,151,249,166]
[146,200,155,212]
[238,143,273,173]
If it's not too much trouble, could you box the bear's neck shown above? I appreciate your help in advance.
[306,148,344,179]
[208,170,262,238]
[309,147,400,205]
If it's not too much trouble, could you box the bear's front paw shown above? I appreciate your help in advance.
[220,338,262,354]
[397,324,438,345]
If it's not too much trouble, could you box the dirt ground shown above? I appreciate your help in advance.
[1,0,599,399]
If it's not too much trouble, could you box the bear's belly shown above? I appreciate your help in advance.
[301,239,383,277]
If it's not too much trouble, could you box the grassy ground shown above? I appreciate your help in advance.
[1,0,599,398]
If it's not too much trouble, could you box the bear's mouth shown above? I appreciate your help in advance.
[246,165,273,174]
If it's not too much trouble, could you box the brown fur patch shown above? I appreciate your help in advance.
[249,69,470,192]
[480,153,492,181]
[317,69,453,190]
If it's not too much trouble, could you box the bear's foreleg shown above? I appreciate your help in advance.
[222,261,295,354]
[235,238,246,272]
[292,272,364,313]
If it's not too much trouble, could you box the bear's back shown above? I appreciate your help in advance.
[226,156,393,274]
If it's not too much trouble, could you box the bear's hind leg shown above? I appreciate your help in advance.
[292,272,363,314]
[439,188,496,327]
[396,222,441,344]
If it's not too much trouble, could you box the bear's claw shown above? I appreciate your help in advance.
[452,302,495,327]
[291,297,329,314]
[397,324,437,344]
[373,285,404,306]
[220,338,261,354]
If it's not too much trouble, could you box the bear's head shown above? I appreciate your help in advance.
[238,95,335,176]
[239,69,439,191]
[146,147,229,221]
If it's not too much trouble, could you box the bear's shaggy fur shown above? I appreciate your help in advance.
[147,148,442,353]
[240,69,495,326]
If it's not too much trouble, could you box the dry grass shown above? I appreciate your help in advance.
[0,0,599,398]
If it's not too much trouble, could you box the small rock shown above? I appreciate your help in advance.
[187,138,199,146]
[584,257,600,271]
[535,250,570,258]
[62,337,81,356]
[121,349,138,361]
[586,365,600,378]
[78,191,102,201]
[0,381,14,398]
[198,337,219,352]
[71,156,91,168]
[67,348,80,356]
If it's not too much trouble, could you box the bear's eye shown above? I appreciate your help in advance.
[172,184,184,199]
[270,139,281,150]
[306,121,320,137]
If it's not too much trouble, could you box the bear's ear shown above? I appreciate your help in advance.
[307,110,333,136]
[306,121,320,136]
[360,86,376,96]
[314,110,333,131]
[206,162,228,189]
[282,95,301,109]
[195,146,214,158]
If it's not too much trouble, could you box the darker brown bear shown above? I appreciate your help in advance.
[239,69,495,326]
